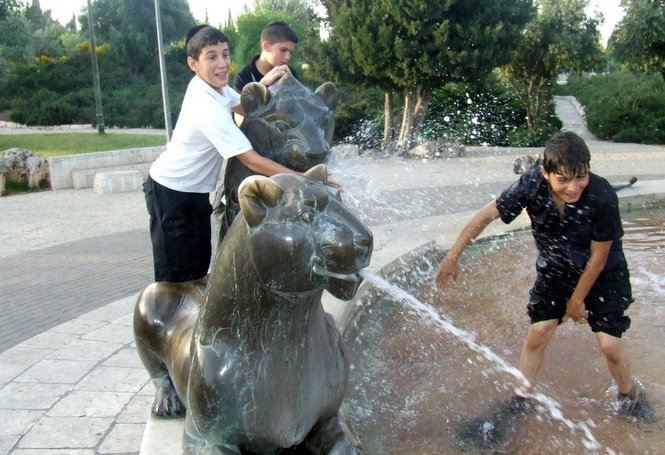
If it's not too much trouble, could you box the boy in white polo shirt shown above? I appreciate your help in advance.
[144,25,330,282]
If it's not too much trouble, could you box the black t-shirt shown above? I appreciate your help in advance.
[233,55,300,93]
[496,168,625,273]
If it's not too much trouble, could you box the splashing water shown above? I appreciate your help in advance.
[360,269,603,452]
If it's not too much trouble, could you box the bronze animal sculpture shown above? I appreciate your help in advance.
[134,165,372,454]
[214,73,338,240]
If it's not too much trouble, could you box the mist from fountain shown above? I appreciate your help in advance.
[360,269,602,451]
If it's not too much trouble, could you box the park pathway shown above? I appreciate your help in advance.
[554,95,597,141]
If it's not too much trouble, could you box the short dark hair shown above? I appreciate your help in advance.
[542,131,591,176]
[260,21,298,45]
[186,25,228,59]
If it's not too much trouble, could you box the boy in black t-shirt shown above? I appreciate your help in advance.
[233,21,300,93]
[436,132,655,443]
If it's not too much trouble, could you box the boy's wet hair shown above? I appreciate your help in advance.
[260,21,298,44]
[542,131,591,176]
[186,25,228,59]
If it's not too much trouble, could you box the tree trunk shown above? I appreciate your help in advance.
[382,91,395,151]
[412,86,432,136]
[397,89,417,151]
[396,87,432,150]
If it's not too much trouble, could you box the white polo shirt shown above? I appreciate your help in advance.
[149,75,252,193]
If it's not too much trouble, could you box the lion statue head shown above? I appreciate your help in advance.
[224,164,372,301]
[215,74,339,240]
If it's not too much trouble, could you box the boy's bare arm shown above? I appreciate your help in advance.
[235,149,345,191]
[566,239,612,322]
[435,201,501,289]
[236,149,296,177]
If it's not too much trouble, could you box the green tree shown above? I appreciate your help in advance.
[88,0,195,78]
[499,0,603,131]
[0,0,31,85]
[323,0,533,149]
[25,0,47,30]
[609,0,665,81]
[32,21,68,59]
[66,12,77,33]
[0,0,21,20]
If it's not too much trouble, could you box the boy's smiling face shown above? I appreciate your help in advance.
[542,166,590,204]
[187,41,231,92]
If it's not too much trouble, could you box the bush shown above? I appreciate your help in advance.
[330,76,561,149]
[332,85,383,147]
[422,77,527,146]
[565,71,665,144]
[1,42,192,129]
[508,123,560,147]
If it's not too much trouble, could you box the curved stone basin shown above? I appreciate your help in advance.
[342,209,665,454]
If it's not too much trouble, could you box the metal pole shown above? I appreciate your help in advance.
[86,0,104,133]
[154,0,172,141]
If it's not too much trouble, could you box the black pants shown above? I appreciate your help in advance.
[144,175,212,282]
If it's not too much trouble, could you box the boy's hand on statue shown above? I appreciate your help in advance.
[435,258,458,290]
[261,65,291,87]
[566,298,587,323]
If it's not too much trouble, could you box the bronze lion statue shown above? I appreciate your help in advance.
[214,73,338,241]
[134,165,372,454]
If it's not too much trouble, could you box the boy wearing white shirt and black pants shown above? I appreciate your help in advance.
[144,25,325,283]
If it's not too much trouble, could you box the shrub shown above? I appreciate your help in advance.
[422,78,525,146]
[333,85,383,147]
[565,71,665,144]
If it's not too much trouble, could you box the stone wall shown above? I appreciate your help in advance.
[48,146,164,190]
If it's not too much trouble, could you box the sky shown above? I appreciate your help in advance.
[38,0,252,27]
[40,0,624,46]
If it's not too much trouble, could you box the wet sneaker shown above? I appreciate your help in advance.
[453,395,533,450]
[617,383,657,423]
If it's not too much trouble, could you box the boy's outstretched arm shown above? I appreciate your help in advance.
[236,148,295,177]
[566,239,612,322]
[435,201,501,290]
[235,149,345,192]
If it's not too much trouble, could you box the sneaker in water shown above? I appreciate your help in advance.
[617,383,657,424]
[453,395,533,451]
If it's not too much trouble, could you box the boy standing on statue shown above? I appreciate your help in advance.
[144,25,337,283]
[233,20,300,93]
[435,131,655,443]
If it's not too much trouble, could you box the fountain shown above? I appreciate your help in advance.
[136,69,665,453]
[339,208,664,454]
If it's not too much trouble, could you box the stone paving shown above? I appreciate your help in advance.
[1,98,664,454]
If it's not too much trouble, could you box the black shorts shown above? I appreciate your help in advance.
[144,176,212,282]
[527,263,633,338]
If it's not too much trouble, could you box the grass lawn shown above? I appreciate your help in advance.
[0,133,166,158]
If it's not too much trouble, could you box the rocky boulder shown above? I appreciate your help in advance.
[407,139,465,159]
[0,148,49,193]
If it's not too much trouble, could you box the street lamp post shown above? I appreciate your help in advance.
[154,0,172,141]
[86,0,104,134]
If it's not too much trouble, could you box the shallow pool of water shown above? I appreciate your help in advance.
[343,209,665,454]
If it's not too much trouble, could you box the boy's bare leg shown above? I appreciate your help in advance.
[595,332,633,393]
[451,320,560,450]
[516,319,559,394]
[597,331,656,422]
